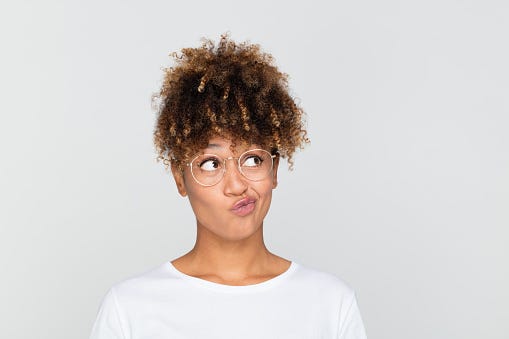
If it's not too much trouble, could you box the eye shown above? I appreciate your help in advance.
[242,155,263,167]
[199,157,221,171]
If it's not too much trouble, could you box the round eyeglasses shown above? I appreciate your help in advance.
[186,148,277,187]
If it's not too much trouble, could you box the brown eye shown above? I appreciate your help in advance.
[242,155,263,167]
[199,158,221,171]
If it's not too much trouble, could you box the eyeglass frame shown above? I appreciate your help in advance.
[184,148,278,187]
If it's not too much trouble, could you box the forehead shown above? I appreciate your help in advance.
[205,137,230,150]
[203,137,258,153]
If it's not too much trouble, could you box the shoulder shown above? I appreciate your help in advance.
[291,262,356,301]
[106,261,178,300]
[293,262,354,291]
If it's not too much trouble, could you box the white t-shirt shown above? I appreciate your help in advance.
[89,261,367,339]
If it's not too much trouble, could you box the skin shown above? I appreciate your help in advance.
[170,136,291,286]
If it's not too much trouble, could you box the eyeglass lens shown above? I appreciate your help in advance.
[190,149,273,186]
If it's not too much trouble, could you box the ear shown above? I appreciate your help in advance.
[170,163,188,197]
[272,155,280,189]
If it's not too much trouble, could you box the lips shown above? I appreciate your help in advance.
[231,197,256,216]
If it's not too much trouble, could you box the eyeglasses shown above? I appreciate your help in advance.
[185,148,277,187]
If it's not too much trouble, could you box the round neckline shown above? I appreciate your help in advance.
[166,261,298,293]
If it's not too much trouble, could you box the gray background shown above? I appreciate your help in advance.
[1,1,508,338]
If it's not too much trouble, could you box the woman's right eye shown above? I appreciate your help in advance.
[199,158,220,171]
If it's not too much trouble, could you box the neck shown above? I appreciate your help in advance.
[192,223,271,272]
[172,221,288,283]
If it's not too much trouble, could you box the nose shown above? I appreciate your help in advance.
[222,157,248,196]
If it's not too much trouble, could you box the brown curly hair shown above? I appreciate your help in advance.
[153,34,309,170]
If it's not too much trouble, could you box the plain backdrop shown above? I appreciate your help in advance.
[0,1,508,338]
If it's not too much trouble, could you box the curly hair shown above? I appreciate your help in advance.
[153,34,309,170]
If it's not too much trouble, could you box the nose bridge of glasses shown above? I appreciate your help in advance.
[223,156,242,173]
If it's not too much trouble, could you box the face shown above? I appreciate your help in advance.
[171,137,279,242]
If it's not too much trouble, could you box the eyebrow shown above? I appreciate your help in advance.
[207,143,222,149]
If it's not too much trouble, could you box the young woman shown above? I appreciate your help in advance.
[89,35,367,339]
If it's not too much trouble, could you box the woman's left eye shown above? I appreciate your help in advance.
[242,156,262,167]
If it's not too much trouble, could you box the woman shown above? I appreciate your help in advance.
[89,35,367,339]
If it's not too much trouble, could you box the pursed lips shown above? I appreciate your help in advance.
[230,197,257,217]
[231,197,256,210]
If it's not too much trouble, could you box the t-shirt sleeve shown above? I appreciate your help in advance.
[337,292,368,339]
[89,287,127,339]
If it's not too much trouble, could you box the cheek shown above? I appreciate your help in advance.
[255,182,275,209]
[186,190,221,227]
[182,176,215,215]
[185,184,214,210]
